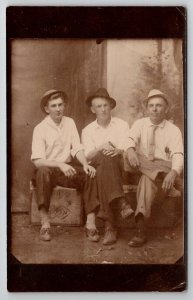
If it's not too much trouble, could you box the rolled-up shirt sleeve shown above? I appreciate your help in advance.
[172,154,183,175]
[70,120,84,157]
[31,126,46,161]
[169,127,184,175]
[81,128,95,158]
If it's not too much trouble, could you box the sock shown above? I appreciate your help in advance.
[105,220,115,230]
[135,213,146,236]
[39,206,50,229]
[86,212,96,230]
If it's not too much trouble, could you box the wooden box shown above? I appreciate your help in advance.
[30,186,83,226]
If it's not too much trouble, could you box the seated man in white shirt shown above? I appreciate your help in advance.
[126,89,183,247]
[82,88,133,245]
[31,89,96,241]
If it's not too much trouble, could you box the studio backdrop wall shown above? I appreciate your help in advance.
[11,39,106,211]
[10,38,183,212]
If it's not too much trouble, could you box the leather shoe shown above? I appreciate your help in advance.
[103,227,117,245]
[40,227,51,241]
[128,233,147,247]
[85,228,100,242]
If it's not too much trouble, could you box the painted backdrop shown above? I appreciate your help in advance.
[11,39,183,211]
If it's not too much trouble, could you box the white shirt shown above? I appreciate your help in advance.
[31,115,83,163]
[81,117,130,157]
[128,117,183,174]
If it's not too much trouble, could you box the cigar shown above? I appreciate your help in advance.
[108,141,116,148]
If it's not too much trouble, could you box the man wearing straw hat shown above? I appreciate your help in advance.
[126,89,183,247]
[82,88,133,245]
[31,89,96,241]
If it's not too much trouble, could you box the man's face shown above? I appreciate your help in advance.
[147,97,169,124]
[91,97,112,121]
[44,97,65,123]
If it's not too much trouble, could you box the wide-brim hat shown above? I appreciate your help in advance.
[86,88,116,108]
[40,89,68,113]
[144,89,169,106]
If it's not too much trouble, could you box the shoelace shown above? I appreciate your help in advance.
[40,228,50,234]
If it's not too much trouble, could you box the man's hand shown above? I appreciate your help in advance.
[162,170,177,192]
[83,164,96,178]
[99,142,115,152]
[99,141,121,157]
[127,148,140,168]
[59,163,77,177]
[102,148,122,157]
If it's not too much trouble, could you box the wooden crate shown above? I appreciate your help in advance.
[30,186,83,226]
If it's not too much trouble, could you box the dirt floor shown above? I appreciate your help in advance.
[11,213,184,265]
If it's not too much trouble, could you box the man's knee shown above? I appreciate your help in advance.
[36,166,52,174]
[101,153,120,164]
[137,174,157,194]
[36,166,53,182]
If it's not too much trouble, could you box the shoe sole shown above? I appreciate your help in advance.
[40,236,51,241]
[102,240,116,245]
[128,238,147,248]
[87,238,100,242]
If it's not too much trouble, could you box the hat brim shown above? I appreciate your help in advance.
[86,95,116,109]
[40,90,68,113]
[143,94,169,106]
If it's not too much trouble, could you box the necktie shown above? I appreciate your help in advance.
[148,125,158,161]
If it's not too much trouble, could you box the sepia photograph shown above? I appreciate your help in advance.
[7,6,186,291]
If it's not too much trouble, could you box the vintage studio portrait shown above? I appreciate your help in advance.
[10,38,184,265]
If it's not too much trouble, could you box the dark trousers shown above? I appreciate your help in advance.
[35,162,98,212]
[84,153,125,222]
[35,154,125,223]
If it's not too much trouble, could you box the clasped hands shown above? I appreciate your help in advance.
[99,142,122,157]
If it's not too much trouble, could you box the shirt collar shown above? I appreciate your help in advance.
[147,117,166,128]
[45,115,65,129]
[93,116,115,129]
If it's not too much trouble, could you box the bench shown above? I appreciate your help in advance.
[30,180,183,228]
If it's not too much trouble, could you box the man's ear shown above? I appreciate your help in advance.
[165,105,169,114]
[63,102,69,115]
[44,105,49,114]
[91,106,95,114]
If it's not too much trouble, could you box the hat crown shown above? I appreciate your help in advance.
[145,89,169,106]
[93,88,110,99]
[147,89,165,98]
[42,89,59,98]
[86,88,116,108]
